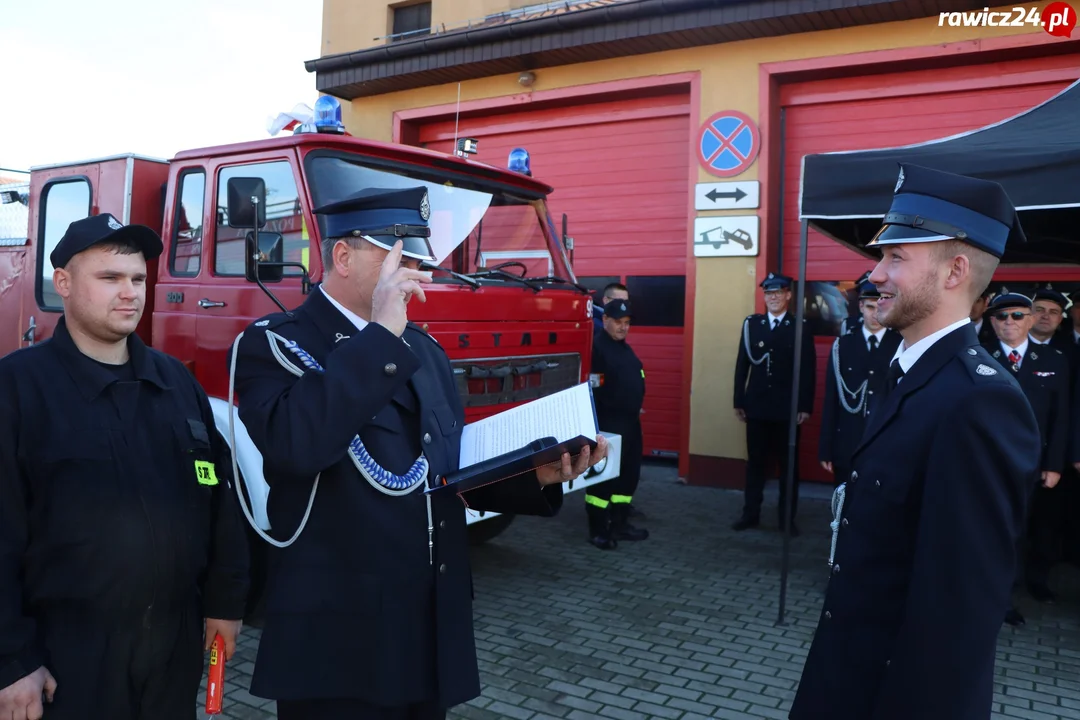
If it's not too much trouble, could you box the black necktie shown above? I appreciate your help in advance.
[886,358,904,390]
[868,335,878,353]
[772,318,780,330]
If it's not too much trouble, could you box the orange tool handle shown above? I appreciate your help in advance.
[205,633,226,715]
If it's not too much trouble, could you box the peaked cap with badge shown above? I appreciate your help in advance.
[760,272,793,291]
[50,213,163,269]
[313,186,436,262]
[855,270,881,299]
[604,299,632,320]
[987,287,1033,312]
[869,163,1026,258]
[1033,282,1070,310]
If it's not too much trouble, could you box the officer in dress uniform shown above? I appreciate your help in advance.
[584,299,648,549]
[982,290,1070,619]
[819,279,902,488]
[790,164,1042,720]
[839,271,872,336]
[733,272,816,535]
[230,187,607,720]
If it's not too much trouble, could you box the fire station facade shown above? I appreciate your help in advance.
[309,0,1080,487]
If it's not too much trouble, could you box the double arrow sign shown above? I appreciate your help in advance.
[694,181,759,211]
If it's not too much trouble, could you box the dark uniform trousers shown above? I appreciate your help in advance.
[984,340,1070,591]
[0,317,249,720]
[1056,332,1080,566]
[791,325,1041,720]
[733,312,816,526]
[232,289,563,717]
[585,329,646,531]
[819,330,903,489]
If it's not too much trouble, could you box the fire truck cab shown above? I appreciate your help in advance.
[0,100,623,566]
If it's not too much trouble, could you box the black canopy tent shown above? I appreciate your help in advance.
[774,77,1080,625]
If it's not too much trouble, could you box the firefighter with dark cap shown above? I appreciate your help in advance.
[0,214,249,720]
[1029,282,1075,359]
[584,298,648,549]
[970,286,998,343]
[231,186,607,719]
[732,272,816,535]
[791,164,1041,720]
[819,277,902,488]
[980,288,1070,621]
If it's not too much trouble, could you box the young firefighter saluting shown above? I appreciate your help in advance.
[584,299,649,549]
[0,215,249,720]
[230,187,607,720]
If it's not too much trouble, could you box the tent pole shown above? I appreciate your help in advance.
[778,217,809,627]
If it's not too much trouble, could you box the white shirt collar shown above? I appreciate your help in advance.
[321,285,369,333]
[862,325,886,344]
[891,317,971,374]
[1001,337,1029,361]
[768,311,786,325]
[1029,334,1050,345]
[973,318,982,333]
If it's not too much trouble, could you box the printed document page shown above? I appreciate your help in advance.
[458,382,598,468]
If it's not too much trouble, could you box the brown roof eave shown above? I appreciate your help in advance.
[309,0,993,99]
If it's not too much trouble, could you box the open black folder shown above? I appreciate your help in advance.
[425,382,599,497]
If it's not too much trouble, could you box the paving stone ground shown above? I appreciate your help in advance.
[198,462,1080,719]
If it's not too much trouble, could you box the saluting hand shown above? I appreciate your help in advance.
[537,435,609,486]
[371,240,433,337]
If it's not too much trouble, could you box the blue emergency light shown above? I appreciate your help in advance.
[508,147,531,176]
[313,96,345,134]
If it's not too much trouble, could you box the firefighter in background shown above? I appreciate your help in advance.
[839,271,872,336]
[732,272,816,536]
[585,299,649,550]
[593,282,629,331]
[1029,284,1072,356]
[981,289,1070,621]
[819,278,902,488]
[971,287,997,343]
[0,215,249,720]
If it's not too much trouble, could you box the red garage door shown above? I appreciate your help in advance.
[415,92,691,458]
[779,51,1080,483]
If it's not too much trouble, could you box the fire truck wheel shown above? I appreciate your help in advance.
[467,514,516,546]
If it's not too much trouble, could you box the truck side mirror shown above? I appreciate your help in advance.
[227,177,266,229]
[245,231,284,284]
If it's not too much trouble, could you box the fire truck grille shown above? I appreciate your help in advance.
[451,353,581,408]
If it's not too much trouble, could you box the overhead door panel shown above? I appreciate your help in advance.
[416,93,690,457]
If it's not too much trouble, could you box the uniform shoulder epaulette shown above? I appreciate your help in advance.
[405,321,443,349]
[958,346,1007,382]
[249,311,295,331]
[1053,347,1064,355]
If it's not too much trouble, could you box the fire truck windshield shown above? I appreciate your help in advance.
[304,151,575,284]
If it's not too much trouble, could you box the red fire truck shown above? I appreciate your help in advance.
[0,98,622,613]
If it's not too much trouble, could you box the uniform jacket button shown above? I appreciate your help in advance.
[842,518,849,527]
[824,610,832,619]
[439,563,447,574]
[423,433,432,444]
[439,520,446,529]
[850,471,858,481]
[384,363,397,376]
[832,564,840,574]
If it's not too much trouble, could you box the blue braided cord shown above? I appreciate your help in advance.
[283,341,427,491]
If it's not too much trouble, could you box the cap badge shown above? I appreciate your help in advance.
[1030,351,1039,360]
[620,303,626,311]
[420,191,431,221]
[894,167,905,193]
[255,320,269,327]
[107,216,123,230]
[767,272,774,279]
[976,364,997,376]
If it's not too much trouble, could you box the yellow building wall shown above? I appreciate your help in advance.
[329,3,1049,465]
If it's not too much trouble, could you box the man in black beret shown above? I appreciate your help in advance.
[791,164,1041,720]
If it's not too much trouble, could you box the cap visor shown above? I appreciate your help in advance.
[867,223,952,247]
[106,224,163,261]
[364,234,436,262]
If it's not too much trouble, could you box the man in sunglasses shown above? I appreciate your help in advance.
[982,290,1070,620]
[791,164,1041,720]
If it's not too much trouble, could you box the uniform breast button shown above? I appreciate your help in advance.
[824,611,832,619]
[423,433,432,445]
[439,563,447,574]
[842,518,849,527]
[832,564,840,574]
[875,480,881,487]
[439,520,446,529]
[384,363,397,376]
[850,471,858,481]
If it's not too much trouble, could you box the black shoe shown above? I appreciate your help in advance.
[613,523,649,541]
[1004,608,1026,626]
[1028,584,1056,604]
[732,517,759,531]
[628,504,647,521]
[589,535,618,550]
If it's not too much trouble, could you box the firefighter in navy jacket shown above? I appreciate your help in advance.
[733,272,816,534]
[819,279,902,487]
[981,289,1070,615]
[0,215,248,720]
[231,187,607,720]
[790,164,1041,720]
[584,299,648,549]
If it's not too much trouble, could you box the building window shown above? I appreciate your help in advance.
[37,178,92,310]
[391,2,431,41]
[171,169,204,277]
